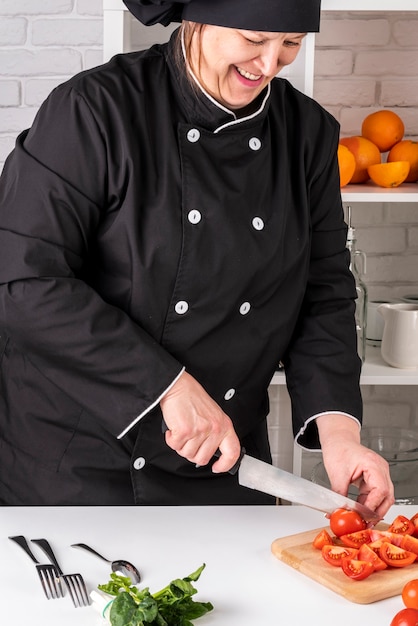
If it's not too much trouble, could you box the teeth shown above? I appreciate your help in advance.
[236,67,261,81]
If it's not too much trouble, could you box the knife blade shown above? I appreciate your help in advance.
[236,452,381,524]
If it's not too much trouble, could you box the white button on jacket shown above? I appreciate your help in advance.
[133,457,146,470]
[224,388,236,400]
[187,128,200,143]
[252,217,264,231]
[249,137,262,151]
[188,209,202,224]
[175,301,189,315]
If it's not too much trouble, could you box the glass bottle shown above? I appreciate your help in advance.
[346,206,368,363]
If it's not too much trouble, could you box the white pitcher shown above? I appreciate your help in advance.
[379,303,418,369]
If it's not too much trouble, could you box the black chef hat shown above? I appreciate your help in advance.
[123,0,321,32]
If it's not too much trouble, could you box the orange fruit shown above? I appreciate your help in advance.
[339,136,381,183]
[367,161,410,188]
[388,140,418,182]
[361,110,404,153]
[337,144,356,187]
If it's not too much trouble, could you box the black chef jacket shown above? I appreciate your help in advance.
[0,30,361,505]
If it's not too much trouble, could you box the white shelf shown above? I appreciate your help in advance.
[321,0,417,10]
[271,346,418,386]
[360,347,418,384]
[104,0,125,8]
[341,183,418,203]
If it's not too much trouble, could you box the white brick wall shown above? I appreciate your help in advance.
[0,5,417,481]
[315,13,418,138]
[0,0,103,166]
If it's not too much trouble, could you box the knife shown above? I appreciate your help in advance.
[232,451,381,524]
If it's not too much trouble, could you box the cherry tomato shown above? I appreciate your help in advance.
[390,608,418,626]
[402,580,418,610]
[329,508,367,537]
[313,529,333,550]
[357,543,387,571]
[341,557,374,581]
[379,543,416,568]
[401,535,418,557]
[339,529,371,548]
[389,515,416,536]
[322,545,358,567]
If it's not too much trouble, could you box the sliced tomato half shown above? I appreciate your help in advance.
[341,557,374,581]
[368,539,390,555]
[379,542,416,568]
[357,543,388,571]
[370,529,403,547]
[400,534,418,557]
[389,515,416,536]
[369,529,389,542]
[410,513,418,538]
[322,545,358,567]
[313,529,334,550]
[339,529,371,548]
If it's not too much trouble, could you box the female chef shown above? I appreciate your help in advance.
[0,0,394,514]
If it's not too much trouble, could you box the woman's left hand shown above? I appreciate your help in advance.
[316,414,395,520]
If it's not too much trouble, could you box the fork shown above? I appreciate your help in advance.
[31,538,90,608]
[8,535,64,600]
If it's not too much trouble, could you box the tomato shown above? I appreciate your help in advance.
[340,529,371,548]
[341,557,374,581]
[403,580,418,610]
[369,529,389,541]
[401,535,418,557]
[370,529,403,547]
[411,514,418,538]
[368,539,391,556]
[313,529,333,550]
[380,542,416,568]
[329,508,367,537]
[390,608,418,626]
[322,545,358,567]
[357,543,387,571]
[389,515,416,536]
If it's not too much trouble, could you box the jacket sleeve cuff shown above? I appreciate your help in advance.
[117,367,186,439]
[294,411,361,451]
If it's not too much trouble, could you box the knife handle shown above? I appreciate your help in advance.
[213,447,246,475]
[161,419,245,475]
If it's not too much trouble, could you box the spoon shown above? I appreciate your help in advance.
[71,543,141,583]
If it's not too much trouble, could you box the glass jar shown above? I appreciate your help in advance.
[346,207,368,362]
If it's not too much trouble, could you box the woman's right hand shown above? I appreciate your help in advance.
[159,371,241,473]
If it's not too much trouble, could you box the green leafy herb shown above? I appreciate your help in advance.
[98,564,214,626]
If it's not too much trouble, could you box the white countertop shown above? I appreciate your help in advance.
[1,504,416,626]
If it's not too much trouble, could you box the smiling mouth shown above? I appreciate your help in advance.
[236,66,262,81]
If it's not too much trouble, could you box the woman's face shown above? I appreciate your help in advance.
[189,25,306,110]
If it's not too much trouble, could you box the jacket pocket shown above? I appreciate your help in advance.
[1,341,84,471]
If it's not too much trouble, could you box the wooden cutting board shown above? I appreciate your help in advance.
[271,525,418,604]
